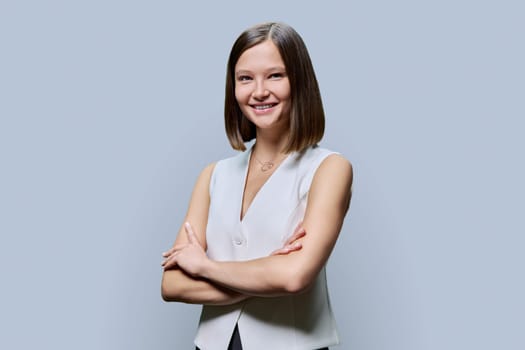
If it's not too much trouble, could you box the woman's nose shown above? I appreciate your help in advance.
[252,81,269,100]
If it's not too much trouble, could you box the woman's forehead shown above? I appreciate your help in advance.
[235,40,285,72]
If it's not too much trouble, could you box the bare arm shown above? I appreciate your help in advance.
[161,269,247,305]
[167,154,353,296]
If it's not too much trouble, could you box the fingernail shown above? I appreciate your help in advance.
[185,222,190,228]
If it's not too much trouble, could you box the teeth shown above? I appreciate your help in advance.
[254,104,275,110]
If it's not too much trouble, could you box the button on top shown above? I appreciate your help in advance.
[233,237,243,245]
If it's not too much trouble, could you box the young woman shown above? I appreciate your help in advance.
[161,22,353,350]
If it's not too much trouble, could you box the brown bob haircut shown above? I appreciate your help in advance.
[224,22,325,153]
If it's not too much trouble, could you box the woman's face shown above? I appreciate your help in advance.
[234,40,291,134]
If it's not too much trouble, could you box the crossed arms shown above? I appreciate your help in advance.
[160,154,353,305]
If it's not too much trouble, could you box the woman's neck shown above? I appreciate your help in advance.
[253,127,290,160]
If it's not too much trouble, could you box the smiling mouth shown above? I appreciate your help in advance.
[251,103,277,111]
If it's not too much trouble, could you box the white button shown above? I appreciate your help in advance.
[234,237,243,245]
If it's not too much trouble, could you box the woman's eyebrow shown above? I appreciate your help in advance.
[235,67,286,75]
[266,66,286,71]
[235,70,252,76]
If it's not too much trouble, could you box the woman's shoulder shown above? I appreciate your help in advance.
[295,145,352,197]
[311,148,353,197]
[314,146,352,177]
[299,145,352,169]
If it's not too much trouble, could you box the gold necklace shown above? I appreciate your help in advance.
[253,156,275,172]
[252,151,286,172]
[251,142,288,172]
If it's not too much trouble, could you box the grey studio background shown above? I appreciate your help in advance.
[0,1,523,349]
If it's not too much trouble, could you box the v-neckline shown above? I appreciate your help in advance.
[239,145,293,223]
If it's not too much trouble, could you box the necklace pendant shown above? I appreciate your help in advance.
[261,162,274,172]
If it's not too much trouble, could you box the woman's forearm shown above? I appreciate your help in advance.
[162,223,308,299]
[200,254,313,297]
[161,268,249,305]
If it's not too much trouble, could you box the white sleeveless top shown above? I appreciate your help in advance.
[194,145,340,350]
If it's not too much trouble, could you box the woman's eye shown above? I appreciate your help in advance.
[269,73,283,79]
[237,75,252,82]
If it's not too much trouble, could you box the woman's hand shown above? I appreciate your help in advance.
[270,223,306,256]
[161,222,210,277]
